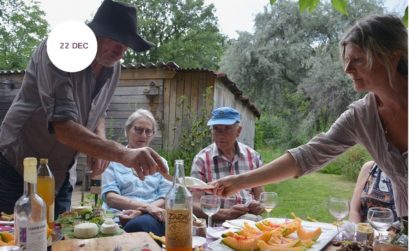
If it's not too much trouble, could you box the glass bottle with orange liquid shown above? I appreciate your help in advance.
[37,158,55,229]
[165,159,192,251]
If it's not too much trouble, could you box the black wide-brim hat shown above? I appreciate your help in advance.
[88,0,154,52]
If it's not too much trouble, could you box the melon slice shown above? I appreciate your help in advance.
[222,236,257,251]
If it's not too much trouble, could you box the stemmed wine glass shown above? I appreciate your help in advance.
[367,207,394,241]
[328,197,349,241]
[260,192,278,218]
[200,195,221,231]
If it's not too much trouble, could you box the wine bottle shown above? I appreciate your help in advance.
[37,158,55,229]
[165,159,192,251]
[14,157,47,251]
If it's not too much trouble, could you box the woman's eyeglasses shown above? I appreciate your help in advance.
[132,126,154,137]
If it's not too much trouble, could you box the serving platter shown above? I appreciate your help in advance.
[208,218,337,251]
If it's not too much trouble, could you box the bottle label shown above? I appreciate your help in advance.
[18,221,47,251]
[166,209,192,248]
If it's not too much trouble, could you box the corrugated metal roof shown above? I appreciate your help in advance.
[122,61,180,70]
[0,69,25,74]
[0,62,260,117]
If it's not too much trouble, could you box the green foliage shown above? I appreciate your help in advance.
[161,87,213,176]
[120,0,226,69]
[299,0,320,13]
[222,0,384,149]
[270,0,407,26]
[0,0,48,70]
[256,145,283,163]
[319,145,372,181]
[331,0,348,16]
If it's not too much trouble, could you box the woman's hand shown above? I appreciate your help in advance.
[142,205,166,222]
[119,209,142,226]
[211,175,242,197]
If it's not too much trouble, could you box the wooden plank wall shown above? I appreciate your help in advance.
[105,78,164,148]
[162,71,215,151]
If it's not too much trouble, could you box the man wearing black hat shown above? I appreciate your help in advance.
[0,0,165,217]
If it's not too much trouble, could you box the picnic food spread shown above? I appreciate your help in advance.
[221,218,322,251]
[55,207,121,239]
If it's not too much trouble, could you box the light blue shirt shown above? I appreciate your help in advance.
[101,157,172,212]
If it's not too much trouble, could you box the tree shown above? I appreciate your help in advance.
[220,0,385,148]
[120,0,226,70]
[0,0,48,70]
[269,0,408,26]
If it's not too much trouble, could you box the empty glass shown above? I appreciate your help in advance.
[200,195,220,230]
[328,197,349,241]
[367,207,394,241]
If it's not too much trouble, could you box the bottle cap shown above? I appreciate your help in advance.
[23,157,37,184]
[39,158,48,165]
[175,159,184,165]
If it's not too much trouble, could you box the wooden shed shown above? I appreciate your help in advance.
[0,63,260,182]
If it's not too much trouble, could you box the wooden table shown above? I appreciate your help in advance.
[52,232,162,251]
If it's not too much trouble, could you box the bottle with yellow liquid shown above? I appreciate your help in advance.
[37,158,55,229]
[165,159,192,251]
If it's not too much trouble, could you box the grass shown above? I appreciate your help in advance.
[263,173,354,223]
[256,145,356,223]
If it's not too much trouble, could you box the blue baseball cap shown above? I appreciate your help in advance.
[207,107,241,126]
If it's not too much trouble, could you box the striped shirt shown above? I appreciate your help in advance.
[190,142,263,206]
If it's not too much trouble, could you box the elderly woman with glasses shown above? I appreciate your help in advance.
[101,109,171,236]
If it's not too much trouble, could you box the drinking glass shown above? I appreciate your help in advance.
[260,192,278,218]
[328,197,349,241]
[367,207,394,241]
[200,195,220,230]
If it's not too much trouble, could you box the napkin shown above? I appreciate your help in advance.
[340,221,356,240]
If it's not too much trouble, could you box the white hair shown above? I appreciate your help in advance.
[124,108,157,138]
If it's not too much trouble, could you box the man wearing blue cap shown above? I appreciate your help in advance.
[191,107,264,224]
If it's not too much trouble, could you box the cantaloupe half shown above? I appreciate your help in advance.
[296,224,322,241]
[222,236,258,251]
[257,240,306,251]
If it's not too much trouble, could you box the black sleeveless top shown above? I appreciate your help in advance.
[360,163,398,222]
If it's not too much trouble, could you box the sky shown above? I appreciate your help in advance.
[36,0,407,39]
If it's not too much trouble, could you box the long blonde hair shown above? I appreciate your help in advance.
[340,15,407,90]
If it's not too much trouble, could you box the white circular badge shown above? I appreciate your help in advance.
[47,20,97,73]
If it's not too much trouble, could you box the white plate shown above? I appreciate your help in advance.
[0,220,14,225]
[207,227,234,239]
[222,219,256,229]
[192,236,207,248]
[184,177,207,186]
[184,177,215,190]
[209,218,337,251]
